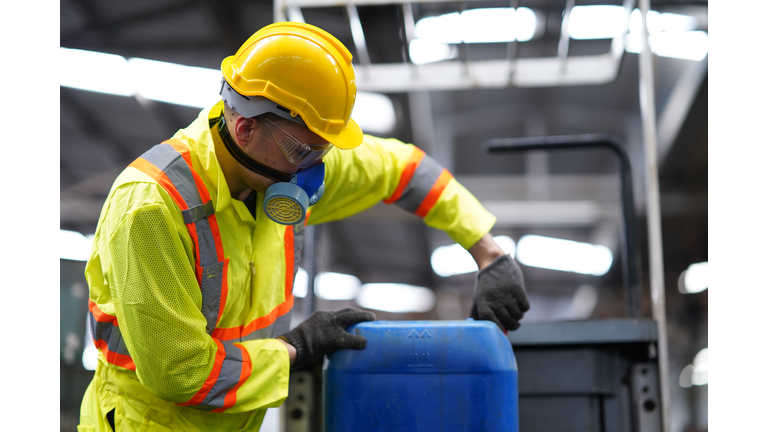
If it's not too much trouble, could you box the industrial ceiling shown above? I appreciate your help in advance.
[60,0,708,323]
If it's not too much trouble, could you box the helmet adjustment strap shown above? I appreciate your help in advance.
[216,115,293,183]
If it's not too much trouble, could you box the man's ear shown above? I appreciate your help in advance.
[233,116,257,146]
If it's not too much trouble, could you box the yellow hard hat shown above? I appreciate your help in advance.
[221,22,362,150]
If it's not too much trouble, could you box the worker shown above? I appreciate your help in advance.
[78,22,530,431]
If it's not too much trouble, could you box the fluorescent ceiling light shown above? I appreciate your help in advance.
[352,91,397,134]
[82,319,98,371]
[681,347,708,387]
[315,272,361,300]
[431,235,516,277]
[60,229,93,261]
[60,48,398,129]
[461,8,517,43]
[569,5,629,40]
[678,261,708,294]
[692,347,708,386]
[567,8,705,60]
[356,283,436,313]
[516,235,613,276]
[646,31,708,61]
[625,10,706,61]
[409,39,457,65]
[60,47,133,96]
[82,340,99,371]
[413,7,537,46]
[293,267,309,298]
[415,12,462,44]
[628,9,697,35]
[128,58,222,108]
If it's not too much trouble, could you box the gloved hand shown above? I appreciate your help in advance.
[470,254,530,332]
[278,308,376,369]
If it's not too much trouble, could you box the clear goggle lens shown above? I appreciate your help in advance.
[265,118,333,169]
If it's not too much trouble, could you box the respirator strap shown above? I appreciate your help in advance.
[216,115,293,183]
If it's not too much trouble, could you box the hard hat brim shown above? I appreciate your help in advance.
[314,117,363,150]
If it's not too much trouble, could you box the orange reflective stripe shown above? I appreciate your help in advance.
[89,299,116,324]
[89,299,136,371]
[179,339,228,407]
[93,339,136,370]
[414,169,454,218]
[128,158,189,211]
[383,147,425,204]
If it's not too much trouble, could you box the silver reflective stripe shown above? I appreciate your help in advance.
[183,201,215,224]
[199,341,244,409]
[143,144,202,210]
[271,309,293,337]
[141,143,184,172]
[394,153,444,214]
[193,217,219,267]
[88,311,131,357]
[139,143,223,333]
[201,262,225,334]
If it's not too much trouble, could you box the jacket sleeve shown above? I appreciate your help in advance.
[105,182,289,414]
[307,135,496,249]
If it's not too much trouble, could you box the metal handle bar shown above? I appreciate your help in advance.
[484,133,642,318]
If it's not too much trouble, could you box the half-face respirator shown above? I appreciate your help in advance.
[216,115,326,225]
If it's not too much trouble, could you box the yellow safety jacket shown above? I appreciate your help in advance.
[78,101,496,431]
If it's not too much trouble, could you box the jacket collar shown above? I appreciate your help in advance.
[171,100,256,223]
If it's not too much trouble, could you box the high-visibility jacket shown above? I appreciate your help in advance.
[78,100,496,431]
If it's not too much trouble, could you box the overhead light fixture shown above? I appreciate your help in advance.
[60,229,94,261]
[567,7,706,61]
[569,5,630,40]
[431,235,516,277]
[678,261,708,294]
[356,283,436,313]
[128,57,222,108]
[638,31,708,61]
[315,272,361,300]
[60,48,398,132]
[680,347,708,387]
[626,9,706,61]
[82,322,98,371]
[352,91,397,134]
[409,39,458,65]
[516,235,613,276]
[293,267,309,298]
[60,47,134,96]
[416,8,537,43]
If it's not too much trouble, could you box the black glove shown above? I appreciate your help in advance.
[278,308,376,369]
[470,254,530,332]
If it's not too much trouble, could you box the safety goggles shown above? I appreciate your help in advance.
[264,118,334,169]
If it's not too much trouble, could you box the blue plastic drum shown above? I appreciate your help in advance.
[324,320,519,431]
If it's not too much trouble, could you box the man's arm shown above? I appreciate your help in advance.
[468,234,530,332]
[468,233,506,270]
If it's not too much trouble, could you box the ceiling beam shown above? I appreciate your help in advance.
[62,0,198,49]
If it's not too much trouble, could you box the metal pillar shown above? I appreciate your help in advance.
[638,1,671,431]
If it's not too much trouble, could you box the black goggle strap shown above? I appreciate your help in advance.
[216,115,293,183]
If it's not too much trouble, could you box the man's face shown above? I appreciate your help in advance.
[239,116,330,193]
